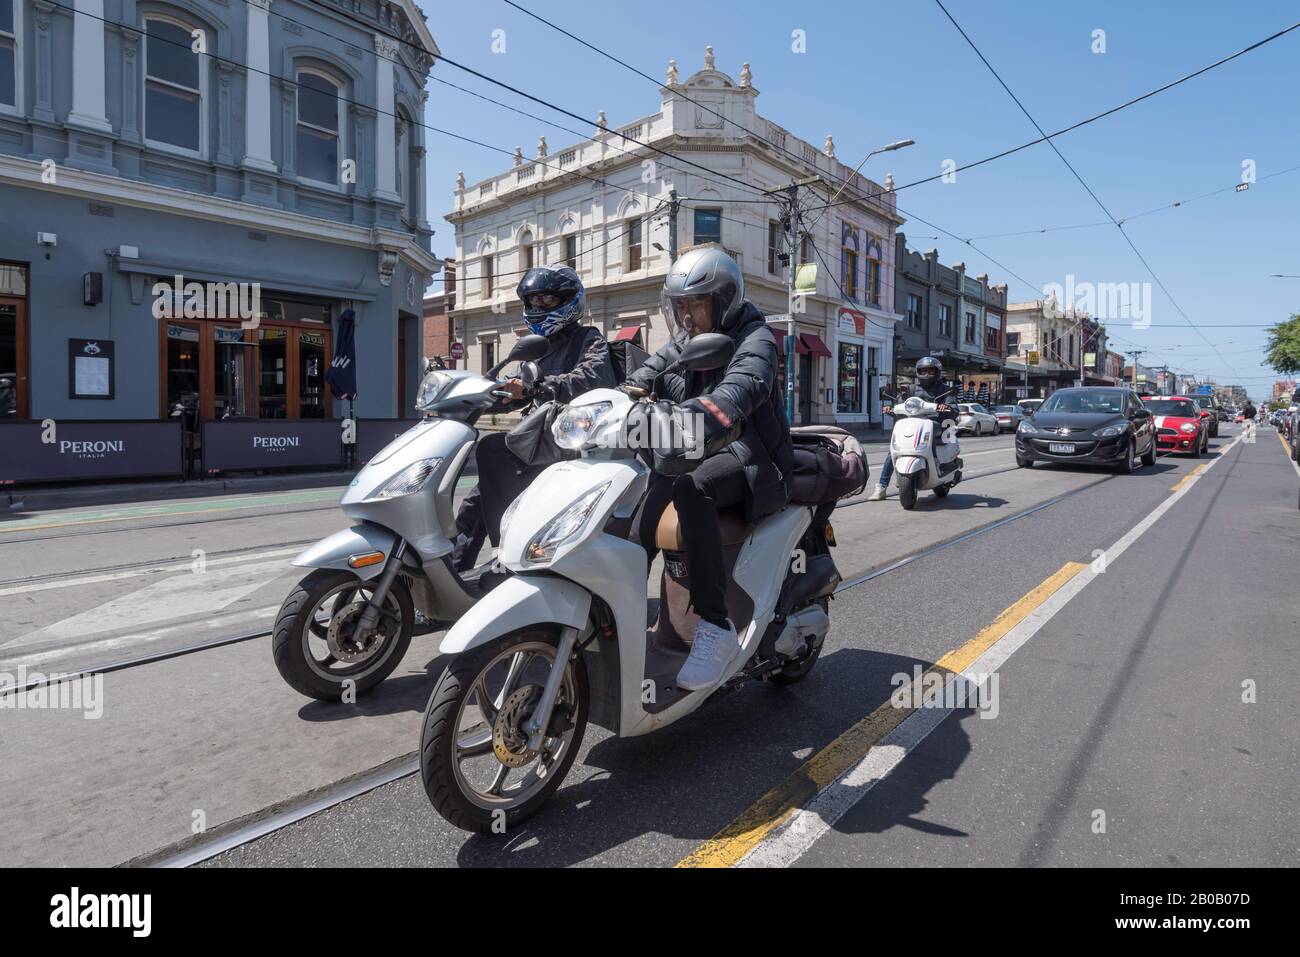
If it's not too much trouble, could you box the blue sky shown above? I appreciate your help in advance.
[416,0,1300,400]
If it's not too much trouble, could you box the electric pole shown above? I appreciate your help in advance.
[1128,348,1145,388]
[667,188,679,262]
[764,175,821,424]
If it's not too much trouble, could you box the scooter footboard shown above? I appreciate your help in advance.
[438,574,592,655]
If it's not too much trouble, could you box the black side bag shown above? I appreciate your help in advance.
[789,426,868,504]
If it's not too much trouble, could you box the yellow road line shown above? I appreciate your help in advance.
[1171,462,1209,493]
[1279,431,1293,458]
[676,560,1088,868]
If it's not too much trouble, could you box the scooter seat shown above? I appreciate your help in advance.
[655,503,752,551]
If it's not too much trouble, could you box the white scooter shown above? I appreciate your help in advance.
[887,392,963,510]
[417,334,843,832]
[271,335,551,701]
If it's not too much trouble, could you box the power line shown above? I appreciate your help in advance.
[932,0,1241,377]
[802,16,1300,217]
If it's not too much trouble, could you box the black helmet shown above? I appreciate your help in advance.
[516,265,586,336]
[916,356,942,383]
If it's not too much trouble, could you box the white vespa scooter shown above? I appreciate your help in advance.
[417,334,844,832]
[271,335,551,701]
[887,392,963,510]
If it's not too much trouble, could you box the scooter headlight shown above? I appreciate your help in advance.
[523,482,610,564]
[414,371,454,412]
[367,457,443,500]
[554,401,614,450]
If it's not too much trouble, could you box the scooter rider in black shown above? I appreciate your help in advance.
[868,356,956,501]
[451,265,616,573]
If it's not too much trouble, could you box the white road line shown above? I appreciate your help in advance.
[738,434,1242,867]
[0,546,304,597]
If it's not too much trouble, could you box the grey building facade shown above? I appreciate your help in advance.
[892,232,1008,398]
[0,0,439,461]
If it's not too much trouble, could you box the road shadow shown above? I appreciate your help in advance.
[913,492,1009,511]
[444,646,976,868]
[295,653,449,721]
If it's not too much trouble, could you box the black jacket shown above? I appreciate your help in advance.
[534,323,616,404]
[628,302,794,521]
[1242,403,1257,420]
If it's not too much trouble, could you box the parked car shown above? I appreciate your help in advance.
[1191,395,1220,437]
[1017,398,1044,416]
[993,404,1026,433]
[956,403,999,436]
[1015,386,1156,473]
[1144,396,1209,457]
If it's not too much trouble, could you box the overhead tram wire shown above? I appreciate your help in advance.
[932,0,1244,378]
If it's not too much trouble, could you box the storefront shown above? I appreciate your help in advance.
[0,262,27,420]
[832,306,891,428]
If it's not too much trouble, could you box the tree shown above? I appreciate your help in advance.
[1265,313,1300,373]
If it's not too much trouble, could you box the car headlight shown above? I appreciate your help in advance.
[1180,422,1197,434]
[367,457,443,500]
[554,401,614,450]
[1095,424,1125,438]
[523,483,610,564]
[1017,420,1037,434]
[414,371,454,411]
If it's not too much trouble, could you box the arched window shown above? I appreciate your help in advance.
[519,229,534,273]
[144,15,206,155]
[296,68,344,185]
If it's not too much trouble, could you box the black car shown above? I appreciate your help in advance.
[1015,387,1156,473]
[1192,395,1220,436]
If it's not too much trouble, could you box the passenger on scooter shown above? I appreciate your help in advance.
[625,245,794,690]
[451,266,615,572]
[868,357,956,501]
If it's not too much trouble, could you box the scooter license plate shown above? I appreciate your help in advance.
[1049,442,1075,453]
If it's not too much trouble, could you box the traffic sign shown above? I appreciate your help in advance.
[1027,350,1039,366]
[449,342,464,361]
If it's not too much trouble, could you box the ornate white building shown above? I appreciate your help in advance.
[444,49,905,427]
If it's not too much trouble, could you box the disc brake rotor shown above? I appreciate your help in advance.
[492,685,544,767]
[326,600,389,663]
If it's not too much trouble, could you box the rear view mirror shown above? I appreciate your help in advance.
[519,361,540,391]
[509,334,551,363]
[676,333,734,372]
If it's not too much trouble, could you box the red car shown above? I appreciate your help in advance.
[1145,396,1209,456]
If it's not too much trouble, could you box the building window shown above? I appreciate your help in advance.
[906,294,922,330]
[985,325,1000,352]
[964,311,977,345]
[144,17,204,154]
[1006,330,1020,353]
[837,342,863,414]
[563,235,577,270]
[0,262,27,419]
[840,223,859,302]
[482,254,494,298]
[296,70,343,185]
[0,0,18,111]
[768,220,781,275]
[519,229,534,273]
[939,304,952,338]
[627,217,644,271]
[865,234,883,306]
[481,340,496,376]
[800,233,813,265]
[693,208,721,245]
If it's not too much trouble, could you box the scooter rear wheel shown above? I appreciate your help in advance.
[898,473,919,510]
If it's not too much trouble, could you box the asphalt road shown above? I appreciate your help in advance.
[2,425,1294,867]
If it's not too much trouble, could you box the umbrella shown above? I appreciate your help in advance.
[325,308,357,401]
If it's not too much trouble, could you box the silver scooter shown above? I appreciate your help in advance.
[271,335,551,700]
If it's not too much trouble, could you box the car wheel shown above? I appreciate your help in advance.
[1017,454,1034,469]
[1141,437,1156,467]
[1116,439,1136,475]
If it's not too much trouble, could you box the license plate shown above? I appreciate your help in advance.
[1049,443,1076,453]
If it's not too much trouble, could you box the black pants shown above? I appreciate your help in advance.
[452,432,541,571]
[636,452,750,627]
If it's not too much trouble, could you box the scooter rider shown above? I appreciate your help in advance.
[625,245,794,690]
[868,356,955,501]
[451,265,616,572]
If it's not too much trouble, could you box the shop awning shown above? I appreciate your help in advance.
[772,333,810,357]
[611,326,642,342]
[799,333,833,358]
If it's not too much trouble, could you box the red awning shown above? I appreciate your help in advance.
[799,333,833,358]
[612,326,641,342]
[773,333,810,357]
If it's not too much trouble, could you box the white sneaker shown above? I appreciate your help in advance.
[867,485,887,501]
[677,619,739,690]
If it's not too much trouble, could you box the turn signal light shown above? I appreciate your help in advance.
[824,523,837,547]
[348,551,385,569]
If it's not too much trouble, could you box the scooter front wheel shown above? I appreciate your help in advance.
[421,629,588,833]
[272,569,414,701]
[897,473,919,510]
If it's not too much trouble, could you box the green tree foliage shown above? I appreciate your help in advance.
[1266,313,1300,373]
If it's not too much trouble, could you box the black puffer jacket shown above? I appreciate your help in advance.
[533,323,616,404]
[628,302,794,521]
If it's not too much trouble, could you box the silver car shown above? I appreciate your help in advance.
[956,402,999,436]
[993,404,1026,433]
